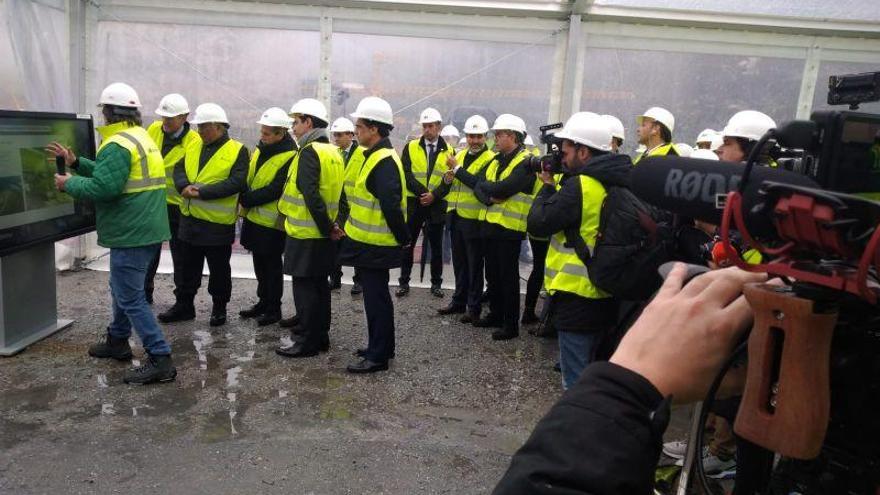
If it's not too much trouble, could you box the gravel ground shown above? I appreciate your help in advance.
[0,268,565,495]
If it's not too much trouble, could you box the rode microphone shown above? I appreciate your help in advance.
[631,156,819,238]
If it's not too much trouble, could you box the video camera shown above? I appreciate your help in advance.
[710,72,880,493]
[524,122,565,174]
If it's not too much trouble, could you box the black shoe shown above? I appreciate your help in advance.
[354,348,395,359]
[350,283,363,296]
[346,358,389,373]
[157,302,195,323]
[209,304,227,327]
[256,311,282,327]
[460,312,479,324]
[145,291,154,305]
[473,315,503,328]
[123,354,177,384]
[395,284,410,297]
[430,285,444,298]
[275,342,320,358]
[521,310,540,325]
[239,303,265,318]
[328,277,342,290]
[492,329,519,341]
[279,315,301,328]
[88,333,133,361]
[437,304,466,315]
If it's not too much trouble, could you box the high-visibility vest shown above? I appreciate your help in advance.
[146,121,201,206]
[446,148,495,219]
[277,142,344,239]
[96,122,166,195]
[633,142,678,165]
[343,146,366,197]
[544,175,610,300]
[179,138,245,225]
[240,147,296,230]
[344,147,407,246]
[483,148,536,232]
[405,139,453,197]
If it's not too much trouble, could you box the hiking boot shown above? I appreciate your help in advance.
[88,333,133,361]
[395,283,410,297]
[350,283,363,296]
[123,354,177,385]
[430,285,444,298]
[257,310,282,327]
[279,314,301,328]
[209,303,227,327]
[158,302,195,323]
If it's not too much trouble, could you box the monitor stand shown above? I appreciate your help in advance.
[0,242,73,356]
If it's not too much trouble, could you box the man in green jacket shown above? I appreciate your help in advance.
[48,82,176,385]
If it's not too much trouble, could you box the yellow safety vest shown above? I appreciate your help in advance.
[446,148,495,219]
[633,142,678,165]
[146,121,201,206]
[344,147,407,246]
[278,142,344,239]
[405,139,453,197]
[96,122,166,195]
[544,175,610,299]
[483,148,536,232]
[240,147,296,230]
[179,138,245,225]
[343,146,366,197]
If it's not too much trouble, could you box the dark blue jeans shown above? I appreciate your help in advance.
[107,244,172,355]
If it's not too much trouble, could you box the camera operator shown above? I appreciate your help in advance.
[492,264,768,494]
[526,112,627,389]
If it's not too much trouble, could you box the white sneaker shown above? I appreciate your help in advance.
[675,452,736,474]
[662,440,689,459]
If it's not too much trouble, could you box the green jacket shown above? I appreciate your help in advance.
[65,141,170,248]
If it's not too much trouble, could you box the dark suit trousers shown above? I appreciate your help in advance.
[145,205,183,298]
[292,276,331,350]
[399,199,444,286]
[360,267,395,362]
[253,250,283,311]
[178,241,232,305]
[525,237,549,311]
[484,238,521,333]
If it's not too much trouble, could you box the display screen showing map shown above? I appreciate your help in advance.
[0,111,95,255]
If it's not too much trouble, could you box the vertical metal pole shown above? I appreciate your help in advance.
[796,41,822,120]
[559,13,583,123]
[318,14,332,111]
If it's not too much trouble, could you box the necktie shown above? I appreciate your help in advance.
[427,144,436,183]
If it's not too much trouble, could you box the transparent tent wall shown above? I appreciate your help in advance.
[580,47,805,154]
[812,61,880,114]
[93,21,320,147]
[330,32,556,148]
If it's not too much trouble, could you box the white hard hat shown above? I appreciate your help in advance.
[463,115,489,134]
[419,107,442,124]
[491,114,527,135]
[350,96,394,126]
[675,142,694,157]
[600,114,625,141]
[695,128,717,144]
[289,98,329,123]
[154,93,189,117]
[709,133,723,151]
[257,107,292,128]
[637,106,675,134]
[441,125,460,138]
[524,135,535,146]
[691,148,720,161]
[458,137,467,145]
[721,110,776,142]
[190,103,229,125]
[554,112,613,152]
[99,82,141,108]
[330,117,355,133]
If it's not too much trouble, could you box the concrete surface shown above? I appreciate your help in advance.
[0,269,563,495]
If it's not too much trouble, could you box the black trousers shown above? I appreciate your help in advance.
[449,215,469,308]
[464,236,485,315]
[292,276,331,350]
[484,238,522,332]
[360,267,395,362]
[331,263,360,285]
[524,237,549,312]
[178,241,232,305]
[145,205,183,298]
[253,250,283,311]
[399,199,444,286]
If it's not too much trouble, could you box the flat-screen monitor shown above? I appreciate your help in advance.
[0,110,96,256]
